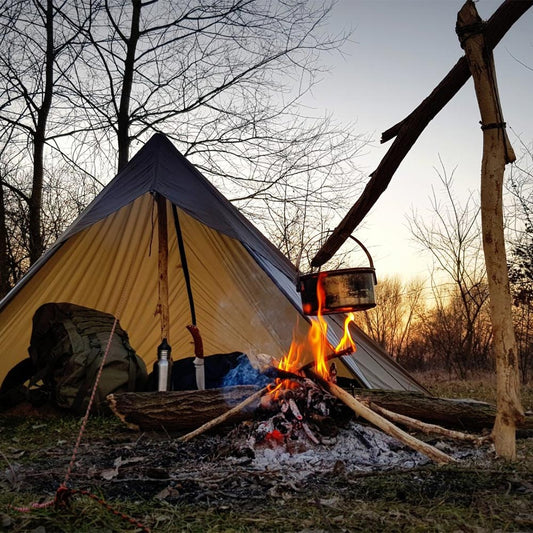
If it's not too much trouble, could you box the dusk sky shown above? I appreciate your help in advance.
[307,0,532,283]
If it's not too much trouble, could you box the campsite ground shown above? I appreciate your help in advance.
[1,374,532,533]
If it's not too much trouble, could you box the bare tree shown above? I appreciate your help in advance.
[0,0,84,264]
[0,174,9,298]
[354,276,425,361]
[407,160,490,374]
[0,0,365,287]
[0,163,31,288]
[61,0,365,259]
[413,279,492,378]
[507,143,533,382]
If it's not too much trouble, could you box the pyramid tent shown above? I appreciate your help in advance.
[0,134,425,393]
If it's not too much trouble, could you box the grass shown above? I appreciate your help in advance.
[415,370,533,410]
[1,373,532,532]
[3,468,532,532]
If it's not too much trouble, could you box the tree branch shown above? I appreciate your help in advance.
[311,0,533,267]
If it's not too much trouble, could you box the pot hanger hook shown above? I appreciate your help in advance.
[348,235,377,285]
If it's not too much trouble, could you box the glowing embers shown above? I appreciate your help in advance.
[255,376,352,448]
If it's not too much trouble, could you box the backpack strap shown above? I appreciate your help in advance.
[62,317,86,356]
[70,333,101,415]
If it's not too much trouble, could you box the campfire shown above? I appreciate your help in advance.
[108,275,497,468]
[242,283,359,450]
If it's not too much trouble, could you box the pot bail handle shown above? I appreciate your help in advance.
[348,235,377,284]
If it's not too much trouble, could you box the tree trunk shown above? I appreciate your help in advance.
[0,181,10,297]
[456,0,524,459]
[107,387,533,433]
[352,388,532,432]
[107,386,262,431]
[29,0,55,264]
[116,0,141,171]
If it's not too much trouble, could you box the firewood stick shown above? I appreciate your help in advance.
[298,348,353,372]
[366,402,491,445]
[178,385,271,443]
[310,373,456,464]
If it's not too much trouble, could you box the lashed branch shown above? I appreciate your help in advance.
[311,0,533,268]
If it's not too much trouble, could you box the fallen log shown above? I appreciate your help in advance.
[108,384,533,435]
[367,402,490,445]
[348,389,533,432]
[178,385,270,442]
[107,385,261,431]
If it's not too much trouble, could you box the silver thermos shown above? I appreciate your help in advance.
[157,338,172,391]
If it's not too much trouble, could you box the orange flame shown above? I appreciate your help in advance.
[335,312,357,354]
[277,273,357,382]
[312,272,330,378]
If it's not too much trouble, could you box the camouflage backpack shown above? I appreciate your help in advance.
[28,302,148,414]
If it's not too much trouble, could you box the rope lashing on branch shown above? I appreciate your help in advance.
[455,20,485,45]
[480,121,506,130]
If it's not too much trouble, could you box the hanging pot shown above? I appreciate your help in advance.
[297,237,377,316]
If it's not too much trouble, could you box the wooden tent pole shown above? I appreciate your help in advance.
[156,193,170,341]
[456,0,524,460]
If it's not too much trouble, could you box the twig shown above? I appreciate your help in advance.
[178,386,271,443]
[366,402,491,445]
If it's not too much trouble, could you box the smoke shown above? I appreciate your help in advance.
[222,354,270,388]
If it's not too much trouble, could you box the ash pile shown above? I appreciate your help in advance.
[214,377,481,479]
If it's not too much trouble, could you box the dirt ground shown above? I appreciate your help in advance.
[1,388,532,532]
[0,408,519,499]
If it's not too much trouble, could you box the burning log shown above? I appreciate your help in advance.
[297,347,354,373]
[225,376,353,453]
[310,373,456,465]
